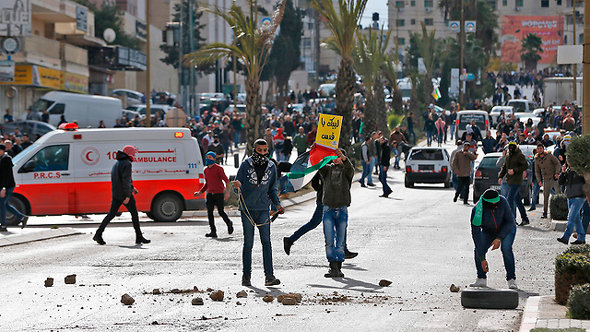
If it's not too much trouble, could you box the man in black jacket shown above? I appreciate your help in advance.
[0,144,27,231]
[378,136,392,198]
[557,163,587,245]
[93,145,150,245]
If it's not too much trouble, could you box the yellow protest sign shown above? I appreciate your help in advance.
[316,114,343,149]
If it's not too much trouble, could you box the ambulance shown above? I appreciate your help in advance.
[6,124,206,225]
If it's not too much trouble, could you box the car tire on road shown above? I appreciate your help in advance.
[6,196,27,226]
[151,193,183,222]
[461,288,518,309]
[404,177,414,188]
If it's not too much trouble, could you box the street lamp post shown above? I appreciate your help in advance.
[584,0,590,134]
[459,0,464,106]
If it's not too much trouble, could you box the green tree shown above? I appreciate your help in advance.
[185,0,285,155]
[381,49,403,115]
[309,0,368,151]
[521,33,543,71]
[92,3,141,50]
[353,27,392,135]
[415,22,437,107]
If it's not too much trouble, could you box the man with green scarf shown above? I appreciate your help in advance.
[470,189,518,289]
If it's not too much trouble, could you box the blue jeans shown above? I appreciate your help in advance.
[391,147,400,168]
[530,181,541,209]
[323,206,348,262]
[0,187,25,227]
[582,201,590,235]
[507,184,527,221]
[241,210,274,277]
[233,131,240,148]
[379,166,391,194]
[563,197,586,242]
[475,226,517,280]
[360,161,373,185]
[289,201,323,243]
[452,172,458,191]
[426,131,434,146]
[500,181,509,198]
[279,175,288,194]
[407,129,416,145]
[437,132,444,145]
[450,124,456,140]
[368,158,376,184]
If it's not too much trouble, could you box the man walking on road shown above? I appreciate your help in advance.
[292,126,308,156]
[93,145,150,245]
[378,136,393,197]
[0,144,27,231]
[452,142,477,205]
[470,189,518,289]
[389,127,408,170]
[195,151,234,238]
[534,144,561,218]
[233,139,282,287]
[498,141,530,226]
[360,136,375,187]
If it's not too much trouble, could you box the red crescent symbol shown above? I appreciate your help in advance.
[86,151,94,162]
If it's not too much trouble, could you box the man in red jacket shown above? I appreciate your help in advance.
[195,151,234,238]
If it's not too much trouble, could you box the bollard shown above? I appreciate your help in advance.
[234,153,239,168]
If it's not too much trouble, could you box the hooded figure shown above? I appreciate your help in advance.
[93,145,150,245]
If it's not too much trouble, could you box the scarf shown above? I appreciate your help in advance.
[472,195,501,226]
[251,151,269,166]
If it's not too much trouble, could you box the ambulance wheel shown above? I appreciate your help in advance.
[152,193,183,222]
[146,212,155,220]
[6,196,27,227]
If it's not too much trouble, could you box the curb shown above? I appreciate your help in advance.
[550,219,567,232]
[0,228,83,247]
[519,296,542,332]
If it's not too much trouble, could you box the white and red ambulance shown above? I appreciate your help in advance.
[6,124,206,225]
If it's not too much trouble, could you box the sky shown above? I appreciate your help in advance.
[360,0,389,30]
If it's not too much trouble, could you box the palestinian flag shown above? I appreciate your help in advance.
[432,87,441,100]
[283,145,337,192]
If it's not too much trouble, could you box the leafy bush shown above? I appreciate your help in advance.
[567,135,590,175]
[568,283,590,319]
[550,194,569,221]
[555,245,590,305]
[388,113,405,131]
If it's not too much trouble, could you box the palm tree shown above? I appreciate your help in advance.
[309,0,368,150]
[353,27,392,135]
[521,33,543,71]
[381,50,403,116]
[415,22,437,107]
[184,0,285,155]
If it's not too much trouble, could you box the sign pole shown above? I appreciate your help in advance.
[584,0,590,134]
[459,0,464,106]
[573,0,578,103]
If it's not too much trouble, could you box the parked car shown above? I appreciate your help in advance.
[226,104,246,114]
[489,106,514,127]
[111,89,144,107]
[126,104,174,117]
[0,120,56,138]
[404,147,452,188]
[505,99,537,113]
[514,113,541,127]
[473,152,532,205]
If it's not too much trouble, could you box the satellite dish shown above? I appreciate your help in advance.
[103,28,116,43]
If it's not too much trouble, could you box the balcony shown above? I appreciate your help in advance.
[60,43,88,76]
[10,34,62,70]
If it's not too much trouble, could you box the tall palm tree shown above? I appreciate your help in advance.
[415,22,437,107]
[353,27,392,135]
[309,0,368,150]
[184,0,285,155]
[520,33,543,71]
[381,50,403,116]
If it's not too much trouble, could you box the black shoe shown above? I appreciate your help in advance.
[360,184,366,188]
[528,207,536,211]
[0,226,7,232]
[227,222,234,235]
[265,276,280,286]
[324,261,344,278]
[283,237,293,255]
[136,237,151,244]
[572,240,587,245]
[205,232,218,238]
[344,249,358,259]
[93,234,106,245]
[453,195,458,203]
[242,273,251,286]
[557,237,569,245]
[367,183,376,187]
[519,219,530,226]
[541,212,548,219]
[336,261,345,277]
[463,201,470,205]
[20,215,28,229]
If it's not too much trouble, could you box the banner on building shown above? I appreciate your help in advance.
[501,15,563,64]
[0,60,14,82]
[63,72,88,93]
[0,65,87,92]
[0,0,31,37]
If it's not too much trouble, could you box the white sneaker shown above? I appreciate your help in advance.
[469,278,487,287]
[508,279,518,290]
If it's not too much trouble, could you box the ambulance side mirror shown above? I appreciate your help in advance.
[19,161,36,173]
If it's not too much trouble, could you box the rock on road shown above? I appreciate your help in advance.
[0,140,567,331]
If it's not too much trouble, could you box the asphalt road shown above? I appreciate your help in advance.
[0,139,568,332]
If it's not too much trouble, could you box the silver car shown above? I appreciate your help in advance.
[404,147,452,188]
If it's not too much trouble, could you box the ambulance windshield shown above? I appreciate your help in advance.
[13,143,39,165]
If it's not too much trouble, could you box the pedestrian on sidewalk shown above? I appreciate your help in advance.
[557,162,587,245]
[469,189,518,289]
[452,142,477,205]
[319,148,354,278]
[498,141,530,226]
[359,136,375,187]
[283,171,358,259]
[293,126,308,156]
[533,143,561,218]
[93,146,150,245]
[378,136,393,198]
[233,139,282,287]
[0,144,26,231]
[194,151,234,238]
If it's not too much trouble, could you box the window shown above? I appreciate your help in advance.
[424,18,434,26]
[396,0,404,8]
[565,35,568,44]
[479,157,500,169]
[557,0,562,4]
[411,0,415,6]
[49,103,65,115]
[487,0,496,9]
[424,0,433,7]
[21,145,70,173]
[503,0,507,5]
[411,19,416,25]
[396,19,405,27]
[541,0,549,7]
[398,37,405,45]
[409,149,444,161]
[516,0,523,6]
[580,33,584,44]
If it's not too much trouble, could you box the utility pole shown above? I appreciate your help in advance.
[179,2,184,110]
[233,0,237,107]
[583,0,590,134]
[459,0,464,106]
[314,8,320,90]
[188,0,195,117]
[573,0,578,103]
[146,0,151,126]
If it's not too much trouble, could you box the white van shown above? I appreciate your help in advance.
[6,125,205,225]
[26,91,123,128]
[455,110,490,140]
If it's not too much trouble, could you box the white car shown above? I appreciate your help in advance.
[490,106,514,126]
[514,113,541,127]
[404,147,452,188]
[505,99,537,113]
[125,104,174,117]
[111,89,144,106]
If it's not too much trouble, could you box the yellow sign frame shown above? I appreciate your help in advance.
[316,113,343,149]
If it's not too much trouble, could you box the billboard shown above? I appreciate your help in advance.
[501,16,563,64]
[0,0,31,36]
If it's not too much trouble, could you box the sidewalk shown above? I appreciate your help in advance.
[520,296,590,332]
[0,227,83,248]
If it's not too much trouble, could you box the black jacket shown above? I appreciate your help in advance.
[559,167,586,199]
[0,153,16,189]
[380,142,391,167]
[111,151,134,201]
[319,158,354,208]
